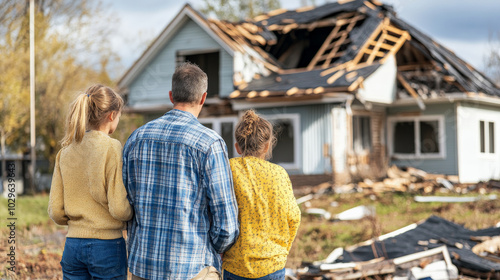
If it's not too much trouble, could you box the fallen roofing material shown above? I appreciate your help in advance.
[297,216,500,279]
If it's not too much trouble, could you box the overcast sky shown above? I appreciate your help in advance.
[101,0,500,79]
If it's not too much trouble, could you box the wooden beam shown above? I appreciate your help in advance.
[320,61,352,76]
[351,18,389,65]
[286,87,300,96]
[323,20,359,67]
[396,72,425,110]
[364,48,386,58]
[296,5,315,12]
[345,71,358,82]
[247,91,258,98]
[364,1,377,10]
[367,30,387,64]
[369,41,395,51]
[229,90,241,98]
[397,64,434,71]
[327,69,346,84]
[267,8,287,16]
[381,32,410,63]
[348,76,364,91]
[307,24,342,70]
[386,24,406,35]
[385,34,403,43]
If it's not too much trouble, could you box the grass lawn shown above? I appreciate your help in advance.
[0,191,498,273]
[286,191,500,268]
[0,194,52,229]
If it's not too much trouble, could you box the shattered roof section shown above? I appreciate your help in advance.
[203,0,500,101]
[341,216,500,273]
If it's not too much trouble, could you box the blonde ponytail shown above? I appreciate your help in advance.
[61,94,89,147]
[61,84,124,147]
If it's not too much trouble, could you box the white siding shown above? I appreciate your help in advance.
[457,102,500,183]
[357,54,397,104]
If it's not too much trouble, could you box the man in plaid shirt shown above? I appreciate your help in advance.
[123,63,239,279]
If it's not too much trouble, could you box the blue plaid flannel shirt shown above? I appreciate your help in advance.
[123,109,239,280]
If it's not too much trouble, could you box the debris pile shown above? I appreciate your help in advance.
[295,165,500,197]
[292,216,500,280]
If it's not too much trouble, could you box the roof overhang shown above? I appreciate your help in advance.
[117,4,236,90]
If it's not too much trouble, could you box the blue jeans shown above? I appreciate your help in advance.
[61,237,127,280]
[223,268,285,280]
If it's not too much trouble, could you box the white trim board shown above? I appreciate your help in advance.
[262,113,302,171]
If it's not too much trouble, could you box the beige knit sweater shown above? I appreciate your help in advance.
[48,130,133,239]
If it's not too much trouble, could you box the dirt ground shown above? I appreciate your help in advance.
[0,222,65,279]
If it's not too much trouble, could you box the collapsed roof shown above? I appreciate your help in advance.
[301,215,500,279]
[203,0,500,102]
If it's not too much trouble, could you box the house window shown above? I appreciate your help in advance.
[352,116,372,153]
[264,114,301,170]
[200,117,238,158]
[388,115,445,159]
[177,50,220,98]
[480,120,495,154]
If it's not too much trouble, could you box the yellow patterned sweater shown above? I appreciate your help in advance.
[223,156,301,278]
[48,130,133,239]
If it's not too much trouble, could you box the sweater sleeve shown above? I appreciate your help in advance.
[48,150,69,225]
[105,140,133,222]
[285,174,301,251]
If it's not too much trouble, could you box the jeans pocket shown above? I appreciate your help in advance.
[89,238,127,279]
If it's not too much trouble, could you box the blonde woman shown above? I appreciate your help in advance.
[48,84,132,279]
[223,110,301,280]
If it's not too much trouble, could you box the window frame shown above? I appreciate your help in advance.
[199,116,238,158]
[479,120,495,155]
[387,115,446,160]
[176,49,220,98]
[352,115,372,154]
[262,113,301,170]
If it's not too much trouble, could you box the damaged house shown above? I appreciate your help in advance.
[117,0,500,183]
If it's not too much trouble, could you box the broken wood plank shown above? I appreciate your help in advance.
[386,24,406,35]
[364,1,377,10]
[247,91,258,98]
[347,76,364,91]
[253,14,269,22]
[229,90,241,98]
[259,90,270,97]
[396,72,426,110]
[393,246,452,266]
[320,61,351,76]
[327,69,346,84]
[314,87,325,94]
[345,71,358,81]
[286,87,300,96]
[308,24,342,70]
[282,23,299,34]
[365,48,386,59]
[267,8,287,16]
[295,5,315,12]
[338,0,356,4]
[351,18,389,65]
[381,32,411,63]
[367,30,387,64]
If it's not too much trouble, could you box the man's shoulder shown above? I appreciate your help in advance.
[124,113,223,151]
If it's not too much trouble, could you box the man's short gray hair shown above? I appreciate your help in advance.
[171,62,208,104]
